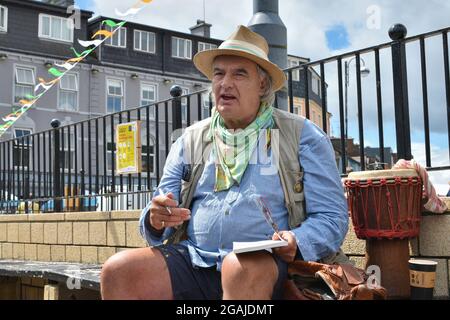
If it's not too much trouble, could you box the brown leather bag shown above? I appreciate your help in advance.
[283,260,387,300]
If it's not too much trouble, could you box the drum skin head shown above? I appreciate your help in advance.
[347,169,418,180]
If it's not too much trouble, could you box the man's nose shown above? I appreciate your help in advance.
[220,73,233,89]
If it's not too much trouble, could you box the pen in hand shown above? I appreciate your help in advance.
[158,187,173,215]
[253,195,285,242]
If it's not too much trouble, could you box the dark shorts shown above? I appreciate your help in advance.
[153,243,288,300]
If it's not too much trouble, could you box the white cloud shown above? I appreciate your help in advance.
[85,0,450,168]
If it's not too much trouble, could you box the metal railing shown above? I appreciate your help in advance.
[1,23,449,214]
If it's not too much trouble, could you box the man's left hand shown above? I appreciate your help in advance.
[272,231,297,263]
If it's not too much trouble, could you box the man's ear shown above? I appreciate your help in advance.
[259,76,267,95]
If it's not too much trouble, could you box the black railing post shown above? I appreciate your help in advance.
[80,169,85,212]
[51,119,62,212]
[389,24,412,160]
[170,85,183,143]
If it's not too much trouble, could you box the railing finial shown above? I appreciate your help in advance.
[50,119,61,129]
[170,85,183,98]
[389,24,407,41]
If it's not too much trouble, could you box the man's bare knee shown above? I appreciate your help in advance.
[221,252,278,299]
[101,247,173,300]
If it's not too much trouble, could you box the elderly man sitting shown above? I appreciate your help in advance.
[100,25,348,300]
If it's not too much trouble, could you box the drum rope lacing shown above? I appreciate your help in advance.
[344,177,422,239]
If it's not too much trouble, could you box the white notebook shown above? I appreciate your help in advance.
[232,239,288,254]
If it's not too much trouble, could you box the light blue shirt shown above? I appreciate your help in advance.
[139,118,348,271]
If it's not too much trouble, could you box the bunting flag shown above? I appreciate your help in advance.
[0,0,154,138]
[78,39,103,48]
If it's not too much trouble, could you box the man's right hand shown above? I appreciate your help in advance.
[149,192,191,231]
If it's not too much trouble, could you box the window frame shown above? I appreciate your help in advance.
[106,141,116,172]
[180,87,189,123]
[38,13,73,43]
[202,93,212,119]
[312,74,321,96]
[60,129,75,172]
[13,128,33,168]
[58,72,79,112]
[288,58,301,82]
[106,78,125,114]
[198,42,217,53]
[171,36,192,60]
[140,82,158,119]
[141,136,156,176]
[14,128,33,140]
[105,25,127,48]
[0,5,8,33]
[133,29,156,54]
[13,65,36,104]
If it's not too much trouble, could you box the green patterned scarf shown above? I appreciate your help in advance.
[208,103,274,192]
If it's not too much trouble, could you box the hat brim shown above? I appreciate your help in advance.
[193,48,287,92]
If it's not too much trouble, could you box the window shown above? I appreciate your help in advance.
[312,75,321,96]
[60,131,75,170]
[105,25,126,48]
[181,88,189,123]
[202,94,212,119]
[288,58,300,81]
[107,142,115,171]
[107,79,124,113]
[39,14,73,42]
[142,138,155,175]
[293,105,299,115]
[172,37,192,59]
[141,83,157,118]
[59,73,78,111]
[14,129,32,139]
[14,66,35,103]
[134,30,155,53]
[0,5,8,32]
[198,42,217,52]
[13,129,32,167]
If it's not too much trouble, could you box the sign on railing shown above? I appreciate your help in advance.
[116,121,142,175]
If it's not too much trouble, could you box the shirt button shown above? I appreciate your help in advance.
[294,182,303,193]
[225,209,230,215]
[221,244,225,249]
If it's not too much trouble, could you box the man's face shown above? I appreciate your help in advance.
[212,55,266,129]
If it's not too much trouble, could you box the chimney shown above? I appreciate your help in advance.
[248,0,287,70]
[248,0,288,110]
[190,20,212,38]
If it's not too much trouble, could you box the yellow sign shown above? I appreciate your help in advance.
[116,121,142,174]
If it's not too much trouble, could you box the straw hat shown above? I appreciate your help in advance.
[193,25,286,91]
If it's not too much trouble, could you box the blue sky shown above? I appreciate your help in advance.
[74,0,93,10]
[325,24,350,50]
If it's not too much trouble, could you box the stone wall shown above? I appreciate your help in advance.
[0,211,147,265]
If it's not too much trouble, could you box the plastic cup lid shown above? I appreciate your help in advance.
[408,259,438,265]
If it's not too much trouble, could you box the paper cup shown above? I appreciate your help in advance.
[409,259,438,300]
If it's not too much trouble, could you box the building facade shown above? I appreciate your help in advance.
[0,0,328,191]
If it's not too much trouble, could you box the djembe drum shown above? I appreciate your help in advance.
[344,169,423,299]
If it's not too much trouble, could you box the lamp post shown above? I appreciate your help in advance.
[344,57,370,140]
